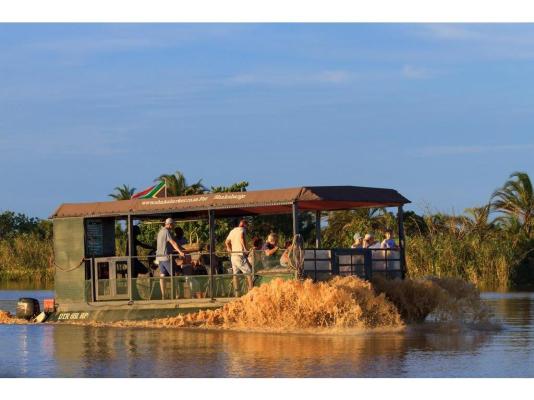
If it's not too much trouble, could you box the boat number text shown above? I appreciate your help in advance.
[58,312,90,320]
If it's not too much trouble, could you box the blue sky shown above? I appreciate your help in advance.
[1,24,534,218]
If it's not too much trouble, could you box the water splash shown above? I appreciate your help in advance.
[0,276,493,331]
[372,276,492,325]
[149,276,403,331]
[0,310,28,324]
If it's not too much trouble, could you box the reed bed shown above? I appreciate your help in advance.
[405,221,517,291]
[0,234,54,282]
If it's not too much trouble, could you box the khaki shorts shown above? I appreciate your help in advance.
[231,255,251,274]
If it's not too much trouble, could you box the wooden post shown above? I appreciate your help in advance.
[397,206,407,279]
[208,210,215,299]
[127,214,133,301]
[292,202,299,237]
[315,210,322,248]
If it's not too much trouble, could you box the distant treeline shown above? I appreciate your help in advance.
[0,211,53,281]
[2,171,534,290]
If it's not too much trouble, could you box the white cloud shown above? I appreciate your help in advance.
[401,65,434,79]
[0,128,130,158]
[317,70,351,83]
[423,24,534,47]
[411,24,534,61]
[412,144,534,157]
[14,25,252,66]
[423,25,484,41]
[226,69,353,86]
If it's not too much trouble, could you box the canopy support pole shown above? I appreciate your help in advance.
[315,210,322,248]
[397,206,407,279]
[208,209,215,299]
[127,214,133,301]
[292,202,299,237]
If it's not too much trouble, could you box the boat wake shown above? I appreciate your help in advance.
[0,276,495,332]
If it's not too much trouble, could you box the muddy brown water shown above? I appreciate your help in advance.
[0,287,532,377]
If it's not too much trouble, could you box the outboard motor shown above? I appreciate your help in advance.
[16,298,40,320]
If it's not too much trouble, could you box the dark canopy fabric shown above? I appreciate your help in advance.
[51,186,410,219]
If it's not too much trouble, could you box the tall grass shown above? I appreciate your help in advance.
[0,211,529,290]
[404,214,520,291]
[322,209,527,290]
[0,234,53,282]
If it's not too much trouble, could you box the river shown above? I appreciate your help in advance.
[0,288,533,377]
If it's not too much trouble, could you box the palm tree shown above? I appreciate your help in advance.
[156,171,207,196]
[461,204,494,239]
[109,184,136,200]
[491,171,534,237]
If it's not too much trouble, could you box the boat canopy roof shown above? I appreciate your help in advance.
[51,186,410,219]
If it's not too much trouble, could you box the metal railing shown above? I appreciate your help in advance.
[83,246,403,302]
[303,248,403,281]
[83,249,293,302]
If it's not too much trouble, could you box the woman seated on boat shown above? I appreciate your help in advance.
[192,255,209,275]
[381,228,399,250]
[247,237,264,271]
[172,226,190,274]
[262,233,280,268]
[174,226,188,246]
[279,240,293,268]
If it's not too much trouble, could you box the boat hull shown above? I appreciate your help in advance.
[45,298,233,323]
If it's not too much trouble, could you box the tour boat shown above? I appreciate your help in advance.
[44,186,410,322]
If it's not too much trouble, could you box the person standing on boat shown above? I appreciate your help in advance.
[157,218,186,299]
[225,219,253,296]
[381,228,398,249]
[351,233,363,249]
[363,233,380,249]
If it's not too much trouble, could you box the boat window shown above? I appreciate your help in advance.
[97,262,109,280]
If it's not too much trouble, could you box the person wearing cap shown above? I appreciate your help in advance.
[156,218,185,298]
[351,233,363,249]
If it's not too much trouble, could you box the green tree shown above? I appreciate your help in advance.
[109,184,136,200]
[0,211,40,239]
[492,171,534,237]
[211,181,249,193]
[321,208,394,248]
[156,171,207,196]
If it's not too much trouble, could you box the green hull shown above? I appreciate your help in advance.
[47,273,295,323]
[45,298,232,323]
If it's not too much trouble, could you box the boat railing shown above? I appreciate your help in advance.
[83,247,403,303]
[303,248,403,281]
[84,249,293,302]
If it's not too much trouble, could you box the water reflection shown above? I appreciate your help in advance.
[47,324,498,377]
[1,292,533,377]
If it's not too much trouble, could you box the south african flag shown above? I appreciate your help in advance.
[132,181,166,199]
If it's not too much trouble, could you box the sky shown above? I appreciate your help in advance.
[1,23,534,218]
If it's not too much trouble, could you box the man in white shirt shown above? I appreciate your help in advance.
[225,219,253,295]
